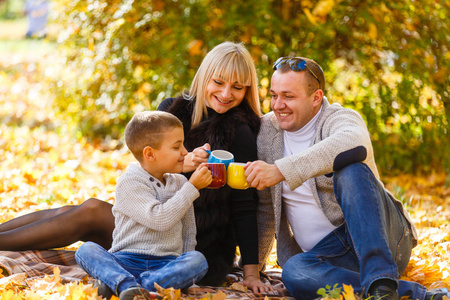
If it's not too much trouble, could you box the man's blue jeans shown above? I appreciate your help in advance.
[75,242,208,295]
[282,163,427,300]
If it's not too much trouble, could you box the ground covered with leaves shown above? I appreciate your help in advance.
[1,36,449,300]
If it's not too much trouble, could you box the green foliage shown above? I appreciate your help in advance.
[49,0,449,175]
[317,283,342,299]
[0,0,26,19]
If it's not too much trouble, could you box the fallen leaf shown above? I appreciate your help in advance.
[211,290,227,300]
[230,282,248,293]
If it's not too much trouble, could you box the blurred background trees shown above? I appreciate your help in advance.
[1,0,449,176]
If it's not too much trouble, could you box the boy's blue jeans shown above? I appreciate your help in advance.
[75,242,208,295]
[282,163,427,300]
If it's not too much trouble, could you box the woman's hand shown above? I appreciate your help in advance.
[192,143,211,165]
[241,264,273,293]
[183,143,211,173]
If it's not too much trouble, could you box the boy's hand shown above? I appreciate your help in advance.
[189,163,212,190]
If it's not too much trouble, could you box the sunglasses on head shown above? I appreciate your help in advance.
[273,57,321,87]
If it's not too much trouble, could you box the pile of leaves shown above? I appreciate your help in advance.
[387,174,450,290]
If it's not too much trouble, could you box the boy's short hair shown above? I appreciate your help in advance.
[125,111,183,162]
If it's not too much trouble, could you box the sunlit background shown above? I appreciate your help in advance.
[0,0,449,298]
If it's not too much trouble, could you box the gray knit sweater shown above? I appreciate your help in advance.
[257,97,418,268]
[109,162,200,256]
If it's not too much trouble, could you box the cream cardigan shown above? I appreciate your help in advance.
[257,97,417,268]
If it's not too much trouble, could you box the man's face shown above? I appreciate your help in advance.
[270,70,322,132]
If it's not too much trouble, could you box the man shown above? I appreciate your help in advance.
[24,0,49,38]
[244,57,449,300]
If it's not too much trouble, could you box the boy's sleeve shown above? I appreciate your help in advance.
[181,205,197,252]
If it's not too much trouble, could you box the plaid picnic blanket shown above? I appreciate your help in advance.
[0,250,293,299]
[0,250,87,283]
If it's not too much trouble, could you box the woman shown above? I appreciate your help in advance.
[0,42,271,292]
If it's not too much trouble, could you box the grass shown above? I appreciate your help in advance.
[0,17,27,39]
[0,20,56,77]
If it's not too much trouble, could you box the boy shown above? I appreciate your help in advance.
[75,111,212,300]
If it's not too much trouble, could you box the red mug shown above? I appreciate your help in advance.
[206,163,227,189]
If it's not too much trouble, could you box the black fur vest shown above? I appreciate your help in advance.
[167,96,260,152]
[166,96,260,285]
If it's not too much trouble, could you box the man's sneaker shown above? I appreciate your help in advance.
[425,288,450,300]
[119,287,151,300]
[368,285,399,300]
[93,280,114,299]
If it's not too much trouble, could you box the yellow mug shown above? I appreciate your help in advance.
[227,162,248,190]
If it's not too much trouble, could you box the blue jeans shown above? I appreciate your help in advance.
[282,163,427,300]
[75,242,208,295]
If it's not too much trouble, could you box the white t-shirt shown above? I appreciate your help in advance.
[282,108,337,252]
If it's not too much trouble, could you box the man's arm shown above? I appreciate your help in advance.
[247,106,372,191]
[277,107,372,191]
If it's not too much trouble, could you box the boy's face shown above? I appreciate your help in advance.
[152,126,188,175]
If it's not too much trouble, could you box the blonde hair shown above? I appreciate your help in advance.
[186,41,261,127]
[125,111,182,162]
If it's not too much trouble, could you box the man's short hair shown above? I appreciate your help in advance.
[125,111,183,162]
[278,57,325,95]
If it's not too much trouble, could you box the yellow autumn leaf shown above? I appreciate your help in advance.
[0,290,22,300]
[342,284,356,300]
[211,290,227,300]
[155,282,181,300]
[312,0,335,17]
[188,40,203,56]
[24,291,44,300]
[260,77,269,88]
[68,283,87,300]
[0,273,28,287]
[303,8,318,25]
[301,0,314,9]
[230,282,247,293]
[53,266,61,283]
[368,23,378,40]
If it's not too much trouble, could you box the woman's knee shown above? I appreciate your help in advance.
[55,205,76,214]
[78,199,114,223]
[80,198,112,213]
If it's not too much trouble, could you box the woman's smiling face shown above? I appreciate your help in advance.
[205,78,248,114]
